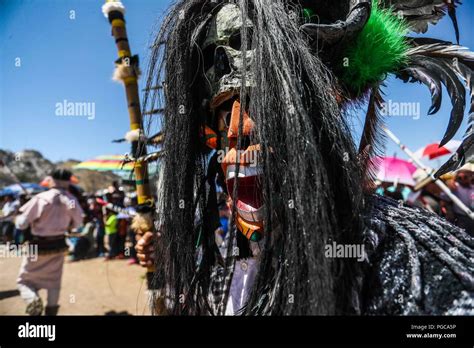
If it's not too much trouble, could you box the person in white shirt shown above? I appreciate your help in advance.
[15,169,83,316]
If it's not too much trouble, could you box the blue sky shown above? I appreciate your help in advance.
[0,0,473,168]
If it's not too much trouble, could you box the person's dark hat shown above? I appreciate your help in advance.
[51,168,73,182]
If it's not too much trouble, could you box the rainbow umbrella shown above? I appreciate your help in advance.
[373,156,417,186]
[74,155,158,180]
[74,155,135,173]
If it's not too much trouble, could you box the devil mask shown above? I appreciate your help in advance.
[198,3,263,241]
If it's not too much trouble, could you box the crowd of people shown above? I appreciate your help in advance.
[376,164,474,235]
[0,164,472,316]
[0,169,144,315]
[1,177,141,263]
[69,180,142,264]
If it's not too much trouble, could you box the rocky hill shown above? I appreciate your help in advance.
[0,149,121,193]
[0,150,55,185]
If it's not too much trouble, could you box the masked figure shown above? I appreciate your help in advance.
[142,0,474,315]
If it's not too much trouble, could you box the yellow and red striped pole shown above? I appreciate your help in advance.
[102,0,153,207]
[102,1,161,303]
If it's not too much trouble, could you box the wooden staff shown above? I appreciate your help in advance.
[102,1,158,289]
[102,0,153,207]
[383,126,474,220]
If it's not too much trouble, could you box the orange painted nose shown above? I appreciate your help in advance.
[227,100,254,139]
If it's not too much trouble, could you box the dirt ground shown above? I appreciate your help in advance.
[0,255,150,316]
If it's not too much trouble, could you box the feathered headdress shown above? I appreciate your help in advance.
[302,0,472,177]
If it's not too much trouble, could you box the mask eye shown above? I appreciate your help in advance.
[229,32,242,50]
[229,28,253,50]
[215,47,232,78]
[202,44,216,72]
[224,112,232,128]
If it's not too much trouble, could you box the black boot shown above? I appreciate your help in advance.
[44,305,60,316]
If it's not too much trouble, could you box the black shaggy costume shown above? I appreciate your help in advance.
[141,0,474,315]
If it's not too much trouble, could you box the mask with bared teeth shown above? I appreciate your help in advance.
[198,3,263,241]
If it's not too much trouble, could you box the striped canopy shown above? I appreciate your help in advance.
[74,155,135,172]
[73,155,158,180]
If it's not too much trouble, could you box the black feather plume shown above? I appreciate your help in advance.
[358,85,386,189]
[407,42,474,67]
[408,55,465,146]
[403,41,473,174]
[447,0,461,44]
[401,66,442,115]
[382,0,462,41]
[435,60,474,176]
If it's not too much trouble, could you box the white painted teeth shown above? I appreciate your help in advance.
[236,203,264,222]
[226,165,264,222]
[226,165,262,180]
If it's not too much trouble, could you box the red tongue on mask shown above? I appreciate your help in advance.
[221,101,263,241]
[226,175,263,211]
[226,170,264,242]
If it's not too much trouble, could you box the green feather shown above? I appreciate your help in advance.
[341,0,409,93]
